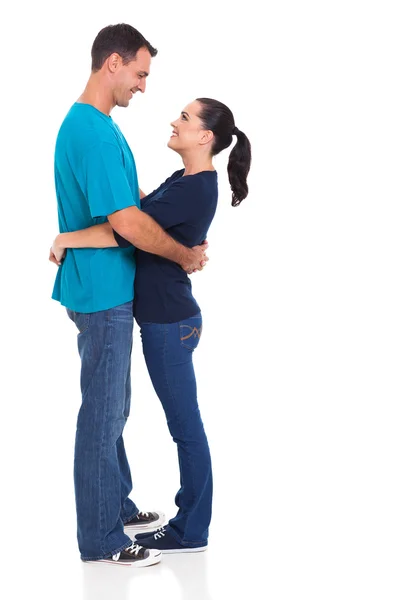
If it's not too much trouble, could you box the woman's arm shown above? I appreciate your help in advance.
[51,222,118,263]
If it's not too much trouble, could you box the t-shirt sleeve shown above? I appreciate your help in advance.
[113,229,133,248]
[82,142,140,218]
[142,178,202,229]
[141,170,184,209]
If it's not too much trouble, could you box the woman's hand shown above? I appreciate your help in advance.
[49,235,66,266]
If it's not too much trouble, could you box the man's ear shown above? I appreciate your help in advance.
[106,53,122,73]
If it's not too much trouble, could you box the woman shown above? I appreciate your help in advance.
[51,97,251,553]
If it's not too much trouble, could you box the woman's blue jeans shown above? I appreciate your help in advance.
[139,313,212,546]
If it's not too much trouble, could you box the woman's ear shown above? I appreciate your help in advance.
[199,130,214,146]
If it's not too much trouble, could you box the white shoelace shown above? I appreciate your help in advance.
[139,511,150,518]
[112,543,142,561]
[154,527,167,540]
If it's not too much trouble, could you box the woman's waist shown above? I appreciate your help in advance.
[133,282,199,324]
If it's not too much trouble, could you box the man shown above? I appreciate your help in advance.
[51,23,208,567]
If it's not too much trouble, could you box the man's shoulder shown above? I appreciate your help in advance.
[56,104,117,152]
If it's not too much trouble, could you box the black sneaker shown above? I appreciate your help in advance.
[82,543,161,567]
[124,511,166,532]
[134,527,166,542]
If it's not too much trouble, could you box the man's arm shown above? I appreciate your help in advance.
[66,140,206,272]
[108,207,208,273]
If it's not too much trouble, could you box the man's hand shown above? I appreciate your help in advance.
[49,235,66,266]
[181,240,209,274]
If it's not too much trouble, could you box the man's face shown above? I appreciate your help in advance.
[112,47,151,108]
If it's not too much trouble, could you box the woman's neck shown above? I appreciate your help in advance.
[180,152,214,176]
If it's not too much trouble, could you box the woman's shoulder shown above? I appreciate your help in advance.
[183,171,218,201]
[169,171,218,214]
[164,168,185,185]
[169,170,217,190]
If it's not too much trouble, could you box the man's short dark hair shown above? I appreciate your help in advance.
[91,23,158,72]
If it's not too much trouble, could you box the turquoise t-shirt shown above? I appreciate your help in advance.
[52,103,139,313]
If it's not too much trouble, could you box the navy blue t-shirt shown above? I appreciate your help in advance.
[114,169,218,324]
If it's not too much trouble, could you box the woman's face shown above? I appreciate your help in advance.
[168,100,211,153]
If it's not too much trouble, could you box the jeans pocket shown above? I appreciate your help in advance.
[179,315,202,351]
[66,309,91,334]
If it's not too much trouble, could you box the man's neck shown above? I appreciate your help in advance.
[77,76,114,116]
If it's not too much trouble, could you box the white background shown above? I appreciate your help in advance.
[1,1,399,598]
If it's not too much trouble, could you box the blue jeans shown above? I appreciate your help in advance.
[67,301,139,560]
[139,313,212,546]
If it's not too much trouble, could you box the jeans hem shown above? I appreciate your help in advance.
[168,523,208,547]
[81,539,133,562]
[122,509,140,524]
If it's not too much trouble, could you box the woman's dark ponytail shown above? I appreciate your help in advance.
[197,98,252,207]
[228,127,251,206]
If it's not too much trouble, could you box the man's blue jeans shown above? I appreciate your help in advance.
[67,301,139,560]
[139,313,212,547]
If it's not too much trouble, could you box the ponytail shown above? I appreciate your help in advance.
[228,128,252,206]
